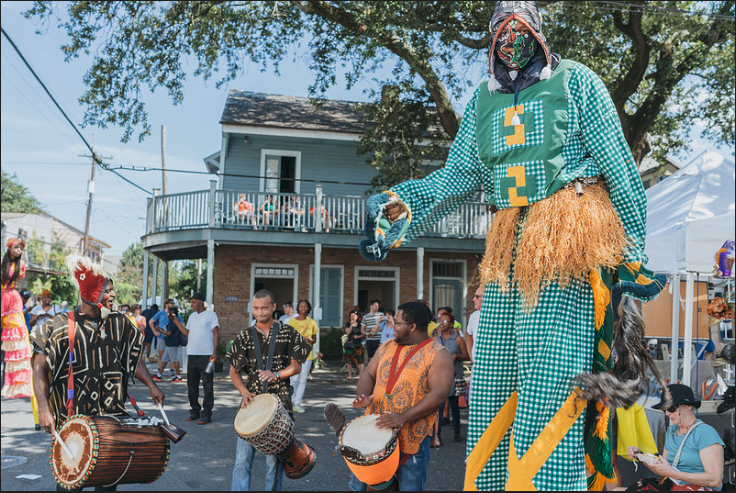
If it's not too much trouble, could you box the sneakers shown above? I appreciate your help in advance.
[186,412,200,421]
[171,376,183,382]
[152,374,162,382]
[197,416,212,425]
[293,404,306,413]
[453,433,462,442]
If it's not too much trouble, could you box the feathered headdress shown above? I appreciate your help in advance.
[66,254,111,317]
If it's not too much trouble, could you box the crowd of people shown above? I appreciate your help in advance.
[0,246,729,492]
[232,193,332,232]
[1,0,730,491]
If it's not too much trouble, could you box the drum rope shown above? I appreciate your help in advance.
[102,448,135,488]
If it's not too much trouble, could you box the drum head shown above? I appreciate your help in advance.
[52,416,96,487]
[234,393,279,438]
[339,414,394,457]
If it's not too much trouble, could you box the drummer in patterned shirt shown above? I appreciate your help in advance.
[351,301,453,491]
[227,288,312,491]
[31,255,164,435]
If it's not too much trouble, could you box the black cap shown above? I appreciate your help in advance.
[190,292,206,302]
[653,384,701,410]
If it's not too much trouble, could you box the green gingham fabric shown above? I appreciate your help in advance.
[470,273,594,490]
[491,99,545,154]
[389,60,648,490]
[392,60,647,265]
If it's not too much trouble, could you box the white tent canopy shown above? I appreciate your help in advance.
[643,150,735,388]
[645,150,735,275]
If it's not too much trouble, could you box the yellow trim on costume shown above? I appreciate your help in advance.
[589,269,611,330]
[636,273,653,285]
[593,401,610,440]
[504,388,587,491]
[464,392,518,491]
[504,106,526,145]
[507,166,529,206]
[597,339,611,362]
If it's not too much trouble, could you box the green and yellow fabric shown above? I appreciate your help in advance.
[388,59,651,490]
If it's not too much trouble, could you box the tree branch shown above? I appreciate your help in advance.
[293,0,460,137]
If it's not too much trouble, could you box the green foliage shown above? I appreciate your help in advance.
[319,327,346,360]
[112,242,207,310]
[1,170,43,213]
[24,1,734,182]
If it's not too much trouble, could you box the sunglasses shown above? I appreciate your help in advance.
[665,404,680,413]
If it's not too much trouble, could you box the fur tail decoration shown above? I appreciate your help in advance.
[577,296,671,410]
[612,296,671,409]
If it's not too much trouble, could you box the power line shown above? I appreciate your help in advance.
[104,164,375,187]
[0,26,152,196]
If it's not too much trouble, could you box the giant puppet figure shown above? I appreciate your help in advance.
[359,2,667,490]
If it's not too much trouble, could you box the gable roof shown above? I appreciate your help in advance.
[221,90,369,135]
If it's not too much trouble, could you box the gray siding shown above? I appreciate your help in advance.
[221,134,376,196]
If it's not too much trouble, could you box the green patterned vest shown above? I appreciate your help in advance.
[476,59,576,209]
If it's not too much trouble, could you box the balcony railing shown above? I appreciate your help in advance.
[146,186,491,239]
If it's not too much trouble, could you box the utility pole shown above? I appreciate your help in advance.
[80,134,112,257]
[161,124,167,196]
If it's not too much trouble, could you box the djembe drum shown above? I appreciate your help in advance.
[234,393,316,479]
[339,414,401,491]
[51,415,170,490]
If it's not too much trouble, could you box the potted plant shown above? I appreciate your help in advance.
[214,340,229,372]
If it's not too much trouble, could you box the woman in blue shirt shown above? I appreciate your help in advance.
[626,384,724,490]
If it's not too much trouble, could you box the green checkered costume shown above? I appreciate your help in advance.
[389,60,647,490]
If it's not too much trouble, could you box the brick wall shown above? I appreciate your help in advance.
[212,244,482,341]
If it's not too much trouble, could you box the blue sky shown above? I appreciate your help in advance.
[1,1,730,256]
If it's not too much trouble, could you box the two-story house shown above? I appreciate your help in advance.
[141,90,491,346]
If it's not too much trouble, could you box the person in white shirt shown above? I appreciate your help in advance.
[179,292,219,425]
[278,302,294,324]
[465,287,484,361]
[360,299,384,360]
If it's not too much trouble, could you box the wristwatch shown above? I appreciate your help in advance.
[273,371,281,380]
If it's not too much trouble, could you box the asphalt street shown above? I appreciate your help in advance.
[1,360,468,491]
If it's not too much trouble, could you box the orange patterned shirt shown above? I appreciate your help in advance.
[366,339,444,455]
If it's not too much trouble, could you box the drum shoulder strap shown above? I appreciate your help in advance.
[251,322,280,393]
[66,311,76,417]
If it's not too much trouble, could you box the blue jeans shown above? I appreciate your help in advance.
[348,435,431,491]
[231,438,284,491]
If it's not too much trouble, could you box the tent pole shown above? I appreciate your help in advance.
[681,272,695,387]
[670,274,680,384]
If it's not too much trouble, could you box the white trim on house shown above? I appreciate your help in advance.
[353,265,400,313]
[222,124,440,147]
[259,149,303,195]
[249,263,299,324]
[309,264,345,328]
[429,258,468,321]
[224,124,361,142]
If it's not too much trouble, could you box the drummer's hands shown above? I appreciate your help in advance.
[240,390,255,408]
[376,412,403,429]
[352,394,374,409]
[149,385,165,407]
[258,369,278,383]
[38,409,55,434]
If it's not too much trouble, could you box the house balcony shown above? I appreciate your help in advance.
[142,182,491,260]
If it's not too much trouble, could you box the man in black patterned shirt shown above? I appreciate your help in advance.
[227,289,311,491]
[31,255,164,434]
